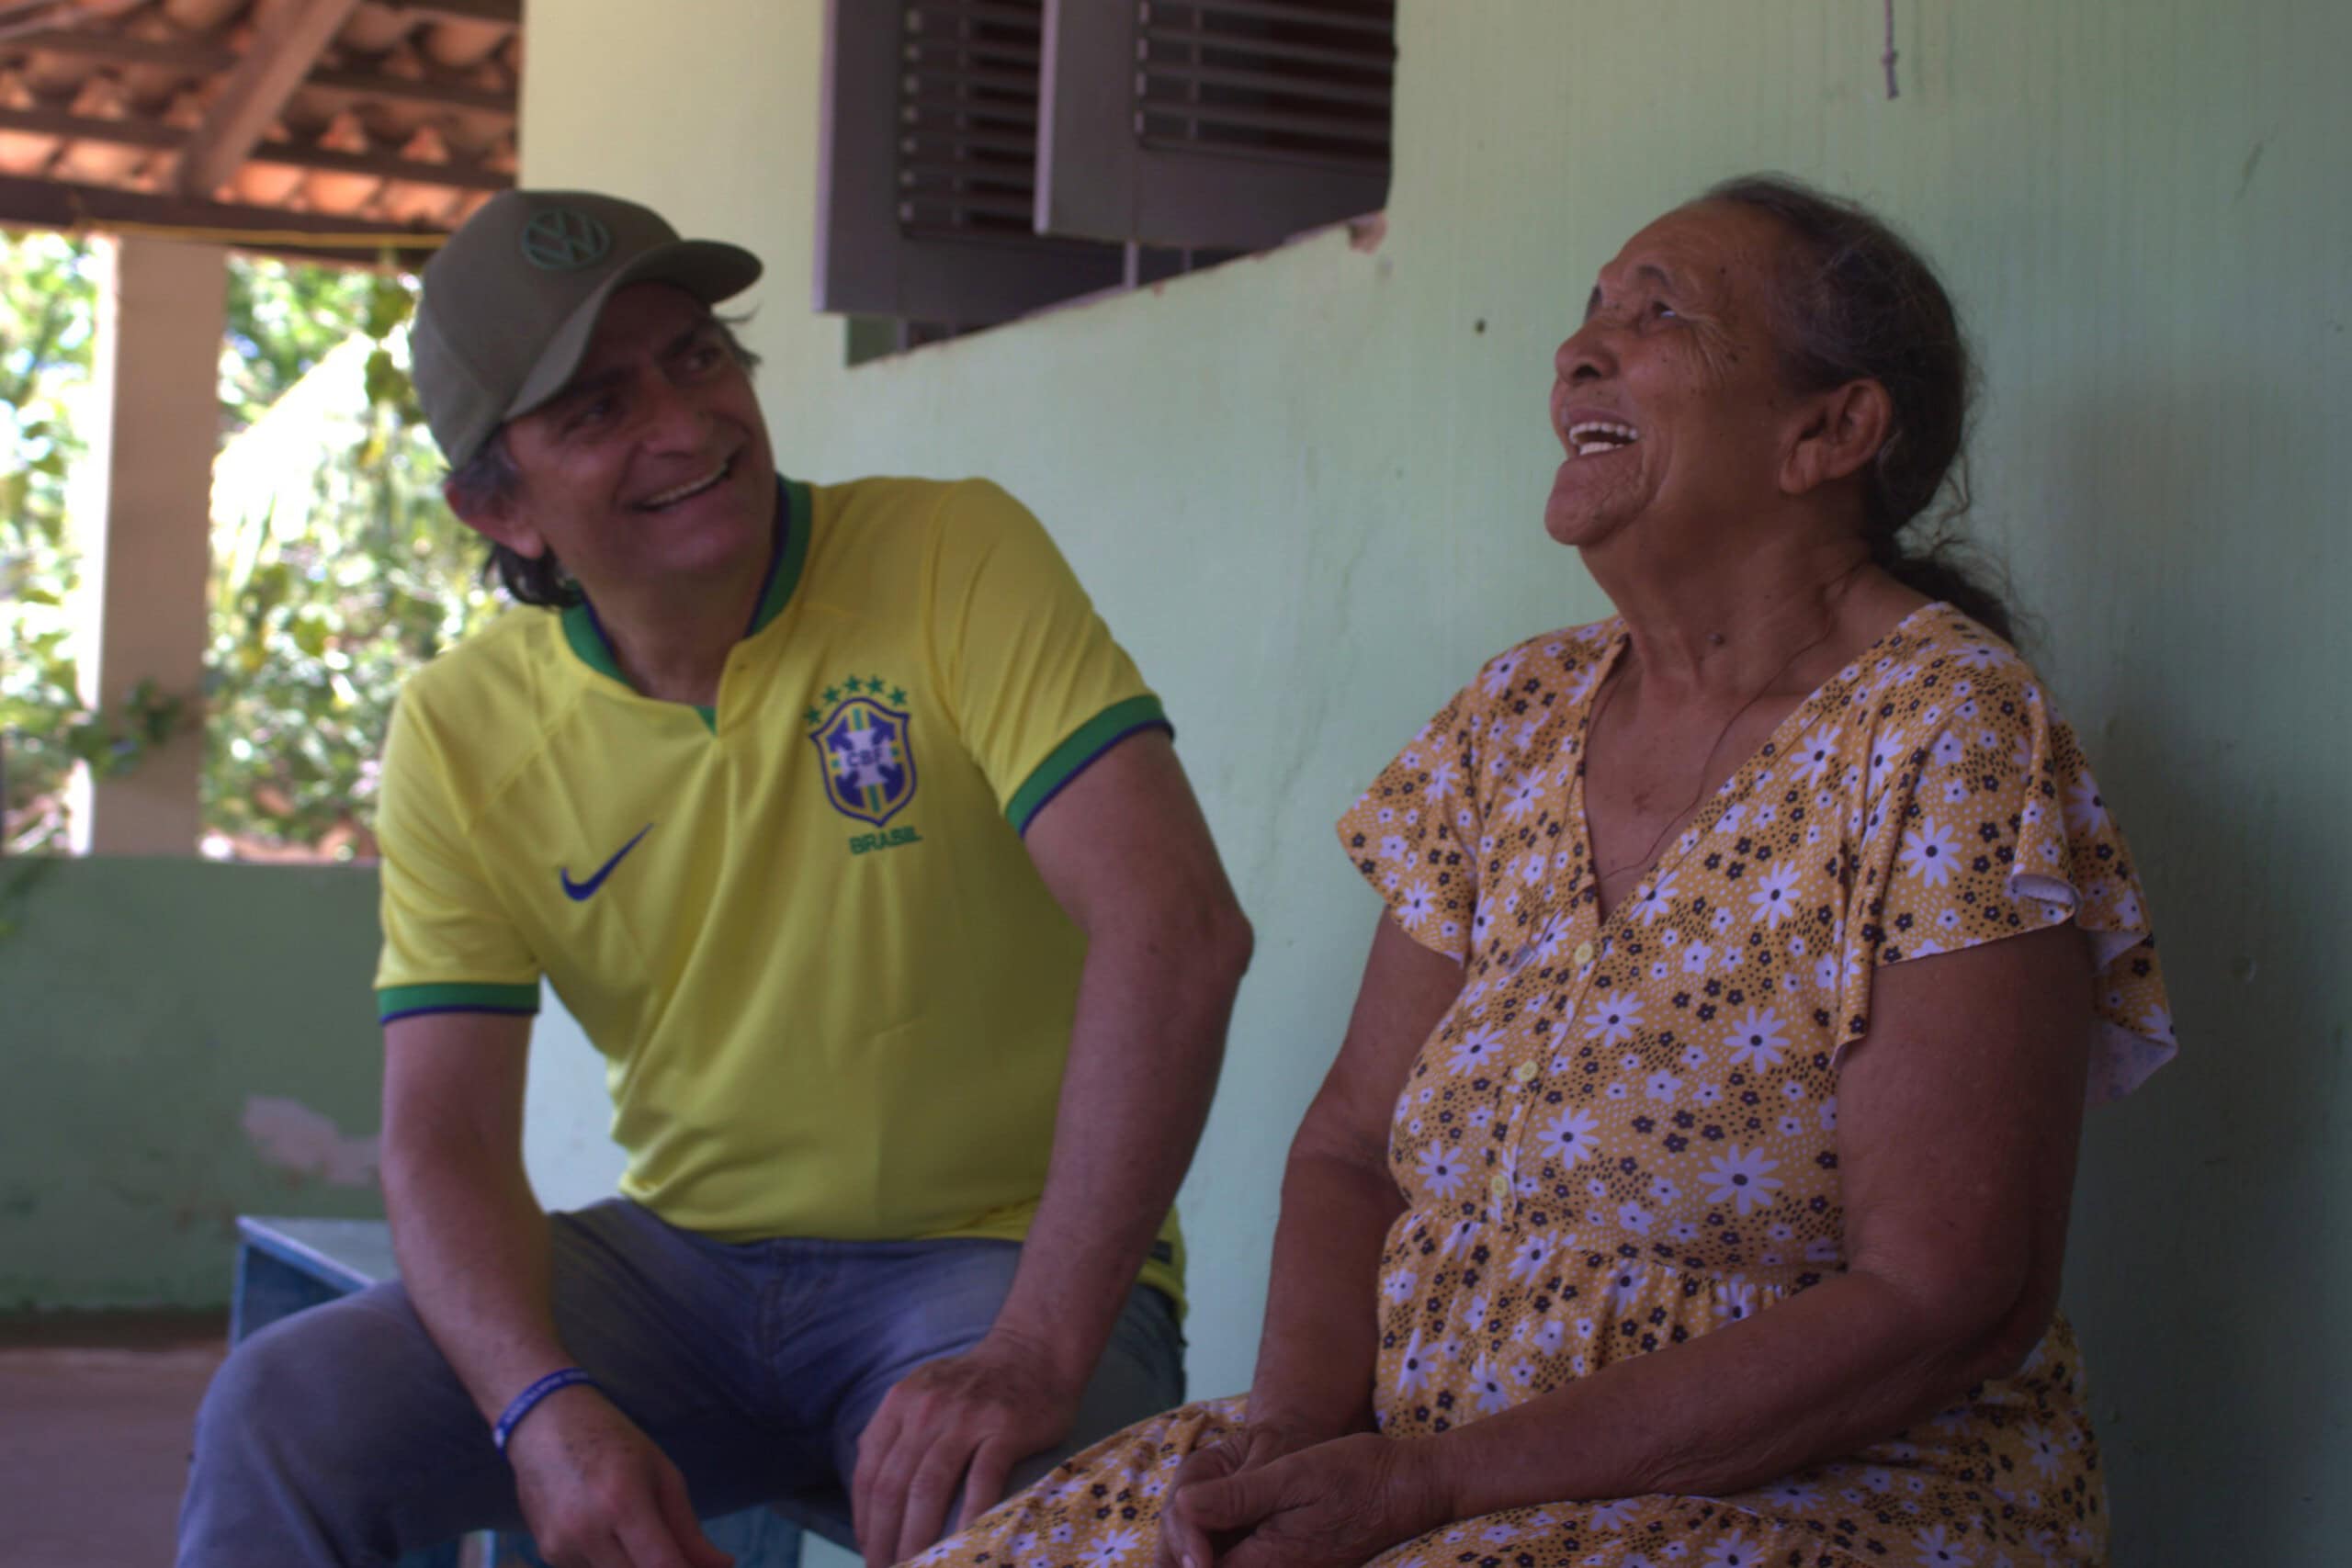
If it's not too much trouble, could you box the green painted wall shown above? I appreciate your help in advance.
[0,858,624,1311]
[519,2,2349,1557]
[0,858,386,1308]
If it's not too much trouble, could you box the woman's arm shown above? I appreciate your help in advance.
[1176,922,2092,1568]
[1423,919,2093,1512]
[1250,916,1463,1438]
[1158,916,1458,1568]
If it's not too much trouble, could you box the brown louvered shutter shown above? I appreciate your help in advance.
[1036,0,1394,250]
[816,0,1123,325]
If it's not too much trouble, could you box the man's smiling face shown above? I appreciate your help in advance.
[483,281,775,597]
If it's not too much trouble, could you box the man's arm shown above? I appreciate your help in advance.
[852,730,1253,1568]
[381,1013,727,1568]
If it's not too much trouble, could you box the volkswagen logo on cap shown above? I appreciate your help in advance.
[520,208,613,271]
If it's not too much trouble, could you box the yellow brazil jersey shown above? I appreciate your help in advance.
[374,475,1182,1303]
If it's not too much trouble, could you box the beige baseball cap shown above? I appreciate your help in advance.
[411,188,763,466]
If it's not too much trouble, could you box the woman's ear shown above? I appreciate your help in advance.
[1780,378,1893,498]
[443,477,547,559]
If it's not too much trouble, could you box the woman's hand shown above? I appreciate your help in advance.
[1156,1421,1320,1568]
[1163,1433,1449,1568]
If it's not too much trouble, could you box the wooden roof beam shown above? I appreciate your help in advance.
[0,105,512,192]
[0,28,237,71]
[174,0,363,199]
[0,170,447,262]
[0,35,516,115]
[379,0,520,27]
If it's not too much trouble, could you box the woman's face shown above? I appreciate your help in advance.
[1544,202,1801,553]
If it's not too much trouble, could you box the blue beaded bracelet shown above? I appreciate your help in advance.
[492,1367,599,1454]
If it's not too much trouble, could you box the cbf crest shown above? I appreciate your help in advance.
[807,677,918,829]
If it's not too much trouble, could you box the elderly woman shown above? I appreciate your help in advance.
[888,176,2175,1568]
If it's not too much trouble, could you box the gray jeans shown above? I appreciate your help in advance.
[175,1200,1185,1567]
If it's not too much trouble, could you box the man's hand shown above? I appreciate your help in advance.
[852,1333,1086,1568]
[1165,1434,1448,1568]
[506,1385,734,1568]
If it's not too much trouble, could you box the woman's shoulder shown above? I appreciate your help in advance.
[1836,602,2053,722]
[1458,615,1625,709]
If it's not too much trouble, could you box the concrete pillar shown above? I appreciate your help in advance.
[67,234,226,856]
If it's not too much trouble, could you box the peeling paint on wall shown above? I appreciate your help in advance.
[240,1096,379,1187]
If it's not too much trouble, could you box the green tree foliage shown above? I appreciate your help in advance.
[1,232,494,860]
[204,258,495,860]
[0,231,127,855]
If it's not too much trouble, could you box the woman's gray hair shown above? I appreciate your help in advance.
[1704,174,2018,643]
[449,312,763,610]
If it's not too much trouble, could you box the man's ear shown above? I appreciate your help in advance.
[1779,378,1893,498]
[443,476,547,559]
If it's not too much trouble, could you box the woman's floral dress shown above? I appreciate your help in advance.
[916,605,2176,1568]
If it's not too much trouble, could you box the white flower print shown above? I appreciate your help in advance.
[1725,1006,1790,1070]
[1501,770,1549,821]
[1518,852,1547,886]
[1533,1317,1566,1352]
[1702,1145,1784,1215]
[1382,1266,1418,1303]
[1086,1529,1142,1566]
[1901,818,1962,886]
[1702,1534,1762,1568]
[1423,758,1458,800]
[1469,1356,1511,1412]
[1380,833,1409,863]
[1415,1144,1467,1197]
[1633,867,1682,923]
[1394,1330,1432,1393]
[2066,773,2108,833]
[1618,1201,1653,1235]
[1912,1524,1972,1566]
[1480,654,1521,697]
[1868,729,1909,799]
[1582,989,1645,1046]
[1508,1235,1551,1284]
[1586,1498,1641,1531]
[1447,1025,1508,1077]
[1747,859,1803,927]
[1646,1071,1681,1102]
[1534,912,1577,963]
[1535,1106,1602,1166]
[1684,941,1713,974]
[2023,1422,2063,1478]
[1398,882,1437,927]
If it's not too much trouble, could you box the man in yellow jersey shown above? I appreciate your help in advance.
[177,191,1253,1568]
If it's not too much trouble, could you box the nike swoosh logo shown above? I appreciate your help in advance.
[560,824,653,902]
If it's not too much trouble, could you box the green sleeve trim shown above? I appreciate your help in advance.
[1005,694,1171,834]
[377,982,541,1023]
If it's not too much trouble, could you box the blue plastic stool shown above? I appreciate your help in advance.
[232,1215,805,1568]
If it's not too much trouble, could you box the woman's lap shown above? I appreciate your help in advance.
[916,1399,1870,1568]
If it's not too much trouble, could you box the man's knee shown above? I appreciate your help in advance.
[196,1288,446,1477]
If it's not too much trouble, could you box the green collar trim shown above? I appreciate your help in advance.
[748,477,811,637]
[559,475,808,689]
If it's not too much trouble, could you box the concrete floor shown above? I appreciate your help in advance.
[0,1319,223,1567]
